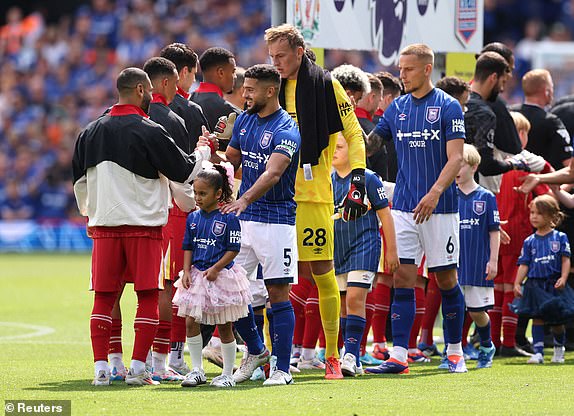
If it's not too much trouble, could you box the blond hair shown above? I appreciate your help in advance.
[522,69,551,96]
[400,43,434,64]
[510,111,531,133]
[462,144,481,167]
[264,24,305,49]
[530,194,565,227]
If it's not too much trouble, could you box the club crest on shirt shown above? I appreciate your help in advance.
[425,106,441,123]
[212,220,226,237]
[550,241,560,253]
[260,130,273,149]
[473,200,485,215]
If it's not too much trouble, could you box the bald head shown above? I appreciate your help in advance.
[117,67,150,95]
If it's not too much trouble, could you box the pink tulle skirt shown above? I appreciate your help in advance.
[173,264,252,325]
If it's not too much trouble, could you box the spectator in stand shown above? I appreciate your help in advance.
[0,178,34,220]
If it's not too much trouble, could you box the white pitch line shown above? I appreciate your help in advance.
[0,321,55,340]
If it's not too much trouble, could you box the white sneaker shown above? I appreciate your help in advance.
[152,368,185,382]
[233,347,271,383]
[181,368,207,387]
[356,363,364,376]
[340,353,358,377]
[169,362,191,376]
[297,357,326,370]
[263,369,293,386]
[551,346,565,363]
[527,353,544,364]
[125,369,159,385]
[92,369,111,386]
[109,366,127,381]
[250,367,266,381]
[211,374,236,387]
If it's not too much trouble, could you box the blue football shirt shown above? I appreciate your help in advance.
[182,209,241,271]
[457,185,500,287]
[518,230,571,279]
[373,88,465,213]
[333,169,389,274]
[228,108,300,225]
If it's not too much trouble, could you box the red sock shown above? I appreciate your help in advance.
[302,286,321,349]
[153,320,171,354]
[109,318,122,354]
[491,289,504,348]
[461,312,473,347]
[502,291,518,348]
[419,274,440,346]
[132,290,159,363]
[360,291,376,355]
[290,278,313,345]
[170,286,187,343]
[409,287,425,349]
[372,282,391,344]
[90,292,118,362]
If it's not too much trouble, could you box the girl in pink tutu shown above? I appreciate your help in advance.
[173,164,251,388]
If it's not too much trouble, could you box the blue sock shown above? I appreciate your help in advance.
[345,314,366,366]
[553,330,565,347]
[532,324,544,355]
[391,288,415,350]
[442,320,449,352]
[254,312,265,345]
[271,301,295,373]
[476,320,492,348]
[340,317,347,343]
[266,307,274,351]
[234,305,265,355]
[440,284,465,344]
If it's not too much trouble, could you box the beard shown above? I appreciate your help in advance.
[487,87,500,102]
[140,95,151,114]
[246,101,264,115]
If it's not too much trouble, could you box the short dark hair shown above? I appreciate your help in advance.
[199,47,235,72]
[160,43,198,73]
[196,164,234,203]
[244,64,280,87]
[116,67,148,94]
[479,42,514,66]
[474,52,509,82]
[367,73,383,94]
[142,57,177,82]
[435,76,470,100]
[375,71,402,97]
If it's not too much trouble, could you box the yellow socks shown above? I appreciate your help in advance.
[312,269,341,359]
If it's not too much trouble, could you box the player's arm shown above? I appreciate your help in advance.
[519,159,574,194]
[513,264,528,298]
[413,138,464,224]
[468,110,514,176]
[376,207,398,273]
[333,80,366,170]
[72,132,88,216]
[556,255,571,290]
[486,230,500,280]
[169,179,195,212]
[221,152,291,216]
[203,250,239,282]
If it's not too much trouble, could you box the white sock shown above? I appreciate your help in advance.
[145,350,152,367]
[130,360,146,374]
[169,342,184,367]
[221,340,237,376]
[301,348,315,361]
[375,342,387,349]
[108,353,124,370]
[152,352,167,372]
[447,342,463,357]
[390,346,408,363]
[187,335,203,370]
[209,336,222,349]
[408,348,418,354]
[292,345,302,356]
[95,360,108,375]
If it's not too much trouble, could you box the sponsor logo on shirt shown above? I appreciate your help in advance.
[377,186,387,201]
[275,139,298,158]
[339,101,353,117]
[211,220,226,237]
[396,129,440,146]
[425,106,441,123]
[240,128,247,136]
[241,150,270,170]
[398,113,407,121]
[229,230,241,244]
[193,237,216,249]
[460,218,479,229]
[452,119,465,133]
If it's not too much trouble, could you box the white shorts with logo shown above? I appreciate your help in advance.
[336,270,376,292]
[461,285,495,311]
[236,220,298,285]
[392,210,459,272]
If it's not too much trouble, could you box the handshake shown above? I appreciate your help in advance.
[196,112,238,155]
[506,150,545,173]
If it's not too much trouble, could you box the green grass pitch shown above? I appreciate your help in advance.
[1,254,574,415]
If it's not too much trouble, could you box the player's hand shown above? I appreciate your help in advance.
[516,174,540,194]
[197,125,218,155]
[214,112,237,140]
[413,189,440,224]
[513,284,522,298]
[182,270,192,289]
[519,150,545,173]
[220,197,249,216]
[555,277,567,290]
[342,169,368,221]
[485,259,498,280]
[203,267,219,282]
[385,249,399,274]
[548,183,560,194]
[499,221,511,245]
